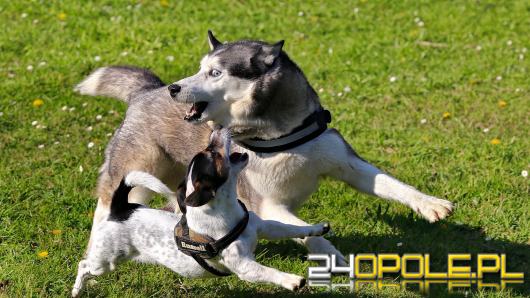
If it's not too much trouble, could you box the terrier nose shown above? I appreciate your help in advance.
[168,84,181,97]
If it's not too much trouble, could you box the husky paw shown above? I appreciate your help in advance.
[282,274,306,291]
[414,195,454,223]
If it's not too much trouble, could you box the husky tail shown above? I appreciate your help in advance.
[74,66,165,103]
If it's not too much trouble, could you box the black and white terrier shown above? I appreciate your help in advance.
[72,129,330,296]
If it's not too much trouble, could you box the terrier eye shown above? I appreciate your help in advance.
[209,69,222,77]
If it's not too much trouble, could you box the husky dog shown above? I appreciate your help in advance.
[76,31,453,264]
[72,130,329,296]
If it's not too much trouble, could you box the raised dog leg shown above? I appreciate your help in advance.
[260,202,347,265]
[222,256,306,291]
[257,219,330,240]
[323,129,453,222]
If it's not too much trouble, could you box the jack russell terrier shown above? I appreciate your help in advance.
[72,129,330,296]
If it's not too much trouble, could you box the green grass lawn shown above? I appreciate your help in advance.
[0,0,528,297]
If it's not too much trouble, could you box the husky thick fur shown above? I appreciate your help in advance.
[76,31,453,264]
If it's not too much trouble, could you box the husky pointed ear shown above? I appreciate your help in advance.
[263,40,284,66]
[207,30,222,51]
[184,187,215,207]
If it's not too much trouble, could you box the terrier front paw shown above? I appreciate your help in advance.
[311,222,330,236]
[283,274,306,291]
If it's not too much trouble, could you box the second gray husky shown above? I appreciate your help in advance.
[76,31,453,264]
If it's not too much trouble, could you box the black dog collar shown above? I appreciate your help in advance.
[235,109,332,153]
[174,200,249,276]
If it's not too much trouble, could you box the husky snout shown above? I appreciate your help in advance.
[168,83,181,97]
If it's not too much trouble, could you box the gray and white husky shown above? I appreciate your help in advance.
[76,31,453,264]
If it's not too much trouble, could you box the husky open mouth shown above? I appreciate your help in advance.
[184,102,208,121]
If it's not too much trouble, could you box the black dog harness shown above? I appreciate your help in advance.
[236,109,332,153]
[174,200,249,276]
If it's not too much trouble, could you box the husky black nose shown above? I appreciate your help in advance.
[168,84,181,97]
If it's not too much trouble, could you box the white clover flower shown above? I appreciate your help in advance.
[69,107,76,112]
[27,65,33,71]
[33,19,39,24]
[420,118,427,124]
[343,86,351,93]
[337,92,343,97]
[106,133,113,137]
[318,88,324,93]
[61,105,68,111]
[38,61,46,67]
[79,165,84,172]
[353,7,359,14]
[54,141,60,145]
[94,56,101,62]
[0,112,3,117]
[166,55,174,62]
[522,170,528,178]
[87,142,95,148]
[506,40,512,46]
[496,76,502,81]
[522,48,527,53]
[328,48,333,55]
[86,126,93,131]
[38,144,45,149]
[475,45,482,51]
[21,13,28,18]
[483,128,490,133]
[82,102,88,107]
[121,51,128,57]
[32,120,38,126]
[96,115,102,120]
[519,54,524,60]
[417,21,424,27]
[389,76,397,82]
[298,11,304,17]
[414,17,420,23]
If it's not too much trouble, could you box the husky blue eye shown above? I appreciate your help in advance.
[210,69,222,77]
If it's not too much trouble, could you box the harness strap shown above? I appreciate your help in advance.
[191,254,231,277]
[174,200,249,276]
[235,109,332,153]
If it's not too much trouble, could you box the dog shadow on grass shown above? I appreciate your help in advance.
[251,214,530,298]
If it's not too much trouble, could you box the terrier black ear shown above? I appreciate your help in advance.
[262,40,284,66]
[184,187,215,207]
[176,181,187,213]
[208,30,222,51]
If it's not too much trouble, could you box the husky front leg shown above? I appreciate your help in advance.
[323,129,453,222]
